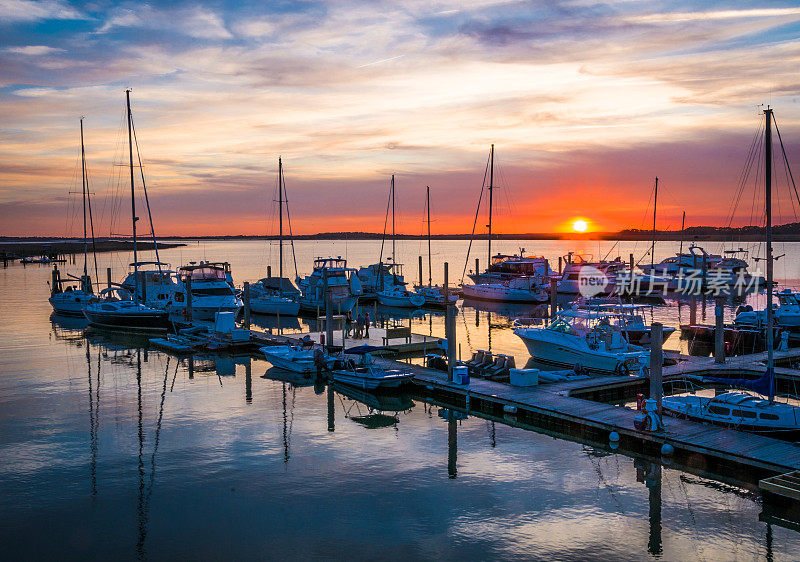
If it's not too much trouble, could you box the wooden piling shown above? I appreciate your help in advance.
[107,267,112,290]
[444,262,457,381]
[629,253,634,272]
[715,295,725,364]
[558,256,563,275]
[419,255,423,287]
[186,276,193,323]
[475,258,479,277]
[243,281,251,330]
[267,265,272,278]
[650,322,663,415]
[324,269,333,352]
[550,277,558,317]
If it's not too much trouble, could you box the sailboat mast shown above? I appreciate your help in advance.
[651,177,658,268]
[278,156,283,281]
[488,144,494,267]
[80,117,88,279]
[427,185,432,286]
[391,174,396,264]
[765,107,774,402]
[126,89,139,298]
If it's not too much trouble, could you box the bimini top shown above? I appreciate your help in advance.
[178,262,228,281]
[313,257,350,269]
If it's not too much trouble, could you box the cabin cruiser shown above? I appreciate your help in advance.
[662,390,800,438]
[260,343,319,374]
[83,287,171,331]
[557,255,626,295]
[462,276,549,303]
[170,262,242,321]
[575,302,676,345]
[118,261,177,310]
[329,346,414,389]
[376,285,425,308]
[356,261,405,300]
[296,257,361,313]
[513,309,649,374]
[468,252,552,284]
[640,245,764,288]
[412,284,459,308]
[249,276,301,316]
[735,289,800,331]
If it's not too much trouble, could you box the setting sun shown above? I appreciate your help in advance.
[572,219,588,233]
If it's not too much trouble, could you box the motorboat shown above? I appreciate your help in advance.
[376,285,425,308]
[461,276,548,303]
[640,245,764,289]
[513,309,648,375]
[356,262,406,300]
[468,252,552,284]
[250,294,301,316]
[412,284,459,307]
[296,257,361,313]
[50,279,94,316]
[557,255,626,295]
[83,288,171,331]
[329,346,414,389]
[735,290,800,331]
[576,302,676,345]
[662,390,800,439]
[260,343,320,374]
[171,262,242,321]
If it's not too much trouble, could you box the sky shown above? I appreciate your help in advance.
[1,0,800,236]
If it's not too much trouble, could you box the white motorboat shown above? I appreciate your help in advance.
[356,262,406,299]
[296,257,361,313]
[260,344,319,374]
[513,309,648,374]
[462,276,548,303]
[413,284,458,307]
[118,261,177,310]
[662,389,800,439]
[250,294,301,316]
[576,302,676,345]
[468,252,552,284]
[50,279,95,315]
[376,285,425,308]
[735,290,800,330]
[329,346,414,389]
[171,262,242,321]
[640,245,764,288]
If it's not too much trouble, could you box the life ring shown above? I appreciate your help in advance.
[614,361,630,377]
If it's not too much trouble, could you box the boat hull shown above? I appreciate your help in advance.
[261,350,316,374]
[49,292,93,316]
[376,292,425,308]
[249,298,301,316]
[83,308,171,331]
[515,329,643,374]
[461,284,547,303]
[330,371,413,390]
[298,295,358,314]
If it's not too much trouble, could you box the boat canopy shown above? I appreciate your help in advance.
[313,257,351,270]
[178,264,228,281]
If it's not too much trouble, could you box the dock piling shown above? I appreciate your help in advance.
[714,295,725,364]
[324,269,333,352]
[550,277,558,317]
[186,276,193,323]
[243,281,251,330]
[558,256,562,275]
[419,256,423,287]
[649,322,663,416]
[475,258,479,277]
[444,262,457,381]
[107,267,112,289]
[267,265,272,278]
[630,253,634,273]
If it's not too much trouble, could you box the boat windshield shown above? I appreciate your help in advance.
[179,267,226,282]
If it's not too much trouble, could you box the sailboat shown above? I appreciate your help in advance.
[461,145,549,304]
[663,107,800,437]
[49,118,98,316]
[375,175,424,308]
[83,91,170,331]
[250,157,301,316]
[357,175,407,300]
[413,186,459,308]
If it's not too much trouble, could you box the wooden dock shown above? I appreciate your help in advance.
[249,327,442,356]
[395,360,800,479]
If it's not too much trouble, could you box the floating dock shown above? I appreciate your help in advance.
[250,327,442,356]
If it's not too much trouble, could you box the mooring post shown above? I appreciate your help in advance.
[714,295,725,363]
[689,294,697,326]
[558,256,563,275]
[186,276,193,323]
[630,253,634,273]
[327,382,335,432]
[650,322,663,416]
[243,281,251,330]
[444,262,456,381]
[267,265,272,279]
[107,267,112,290]
[419,255,423,287]
[475,258,479,277]
[550,277,558,317]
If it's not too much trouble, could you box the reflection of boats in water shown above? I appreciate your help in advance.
[250,312,303,332]
[50,311,90,336]
[334,382,414,429]
[261,365,316,387]
[461,297,547,320]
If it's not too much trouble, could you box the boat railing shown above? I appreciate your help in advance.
[512,317,545,328]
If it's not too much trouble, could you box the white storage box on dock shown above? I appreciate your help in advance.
[510,368,539,387]
[453,365,469,385]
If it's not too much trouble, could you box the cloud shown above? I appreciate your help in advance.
[626,7,800,24]
[0,0,84,22]
[3,45,64,55]
[98,5,232,39]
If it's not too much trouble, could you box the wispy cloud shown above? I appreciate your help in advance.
[3,45,64,55]
[0,0,84,22]
[627,7,800,24]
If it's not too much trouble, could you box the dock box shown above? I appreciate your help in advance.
[509,368,539,387]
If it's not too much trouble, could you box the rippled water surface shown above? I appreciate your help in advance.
[2,239,800,560]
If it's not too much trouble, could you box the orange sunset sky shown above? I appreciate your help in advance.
[2,2,800,236]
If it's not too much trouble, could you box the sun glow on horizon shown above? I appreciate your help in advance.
[572,219,589,233]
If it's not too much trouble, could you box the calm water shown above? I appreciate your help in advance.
[3,239,800,560]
